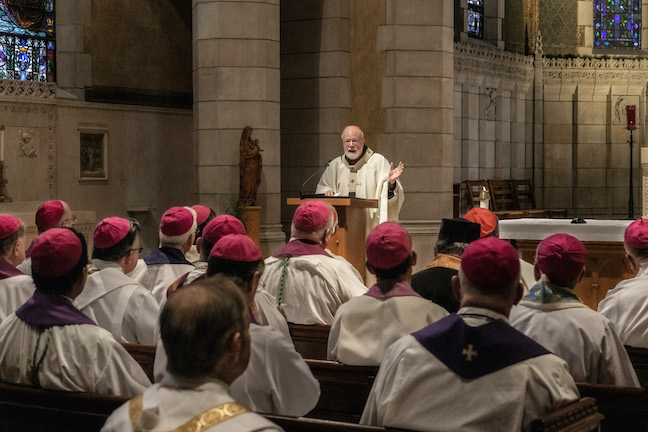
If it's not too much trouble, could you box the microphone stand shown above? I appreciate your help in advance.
[300,161,331,198]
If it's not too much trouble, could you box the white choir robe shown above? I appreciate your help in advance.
[75,259,159,345]
[316,149,404,235]
[598,262,648,348]
[328,289,448,366]
[0,274,35,321]
[133,255,194,304]
[16,256,32,276]
[101,375,283,432]
[361,307,580,432]
[510,300,639,386]
[0,313,150,396]
[254,290,291,341]
[259,253,368,325]
[154,323,320,416]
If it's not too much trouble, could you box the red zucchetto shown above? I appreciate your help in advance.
[366,222,411,269]
[211,234,262,262]
[35,200,64,231]
[94,217,131,249]
[202,215,246,245]
[460,237,520,291]
[31,228,82,278]
[0,214,21,240]
[160,207,196,236]
[463,207,498,238]
[625,219,648,250]
[536,234,587,287]
[293,200,332,232]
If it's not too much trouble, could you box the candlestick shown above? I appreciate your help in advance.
[479,186,490,209]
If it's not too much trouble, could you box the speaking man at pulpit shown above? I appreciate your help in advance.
[316,125,404,234]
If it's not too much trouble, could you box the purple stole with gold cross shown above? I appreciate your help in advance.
[412,314,550,379]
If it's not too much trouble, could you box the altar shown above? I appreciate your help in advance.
[499,219,634,310]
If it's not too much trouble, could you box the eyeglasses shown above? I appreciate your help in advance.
[130,247,143,255]
[343,139,363,144]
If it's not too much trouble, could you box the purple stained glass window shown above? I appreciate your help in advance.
[467,0,483,39]
[594,0,641,49]
[0,0,55,82]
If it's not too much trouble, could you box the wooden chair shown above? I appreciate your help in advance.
[463,180,488,209]
[513,179,537,210]
[0,381,127,432]
[289,323,330,360]
[306,359,379,423]
[625,345,648,387]
[577,382,648,431]
[487,179,519,211]
[529,397,602,432]
[122,343,156,382]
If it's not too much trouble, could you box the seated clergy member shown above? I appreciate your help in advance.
[74,217,159,345]
[101,277,283,432]
[599,218,648,348]
[0,228,150,396]
[510,234,639,386]
[328,222,448,365]
[0,215,35,321]
[464,207,536,291]
[166,214,247,297]
[134,206,197,303]
[185,204,216,264]
[411,218,481,313]
[18,199,74,276]
[258,200,367,325]
[155,234,319,416]
[361,237,579,431]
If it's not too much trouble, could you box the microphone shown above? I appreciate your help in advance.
[300,160,332,198]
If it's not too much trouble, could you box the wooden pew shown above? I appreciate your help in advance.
[577,382,648,431]
[122,343,156,382]
[265,414,411,432]
[289,323,330,360]
[0,382,127,432]
[306,359,379,423]
[625,345,648,387]
[529,397,602,432]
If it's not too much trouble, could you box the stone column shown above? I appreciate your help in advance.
[378,0,454,269]
[56,0,92,99]
[192,0,284,254]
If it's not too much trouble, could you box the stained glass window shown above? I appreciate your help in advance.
[467,0,484,39]
[0,0,55,82]
[594,0,641,49]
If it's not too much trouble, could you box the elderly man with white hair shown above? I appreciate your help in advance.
[131,206,197,304]
[258,199,367,326]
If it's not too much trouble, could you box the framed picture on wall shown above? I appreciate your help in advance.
[78,127,108,181]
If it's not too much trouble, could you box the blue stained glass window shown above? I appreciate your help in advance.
[467,0,483,39]
[594,0,641,49]
[0,0,55,82]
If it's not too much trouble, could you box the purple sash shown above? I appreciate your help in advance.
[272,239,331,258]
[16,291,96,327]
[413,314,549,379]
[365,281,422,300]
[0,258,23,279]
[144,247,193,266]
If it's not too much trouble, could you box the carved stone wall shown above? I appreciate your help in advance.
[539,0,578,56]
[454,42,534,192]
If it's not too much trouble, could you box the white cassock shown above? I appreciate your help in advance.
[328,282,448,366]
[316,148,404,235]
[259,247,368,325]
[361,307,580,431]
[0,274,35,321]
[74,259,159,345]
[0,313,150,397]
[154,323,320,416]
[101,375,283,432]
[16,256,32,276]
[254,290,291,341]
[510,279,639,386]
[598,262,648,348]
[134,248,195,304]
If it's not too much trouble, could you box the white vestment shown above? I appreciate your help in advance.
[74,259,159,345]
[154,323,320,416]
[259,251,368,325]
[328,284,448,365]
[16,256,32,276]
[134,248,195,304]
[361,307,580,432]
[254,290,291,341]
[0,312,150,396]
[598,262,648,348]
[0,274,35,321]
[510,284,639,386]
[101,375,283,432]
[316,149,404,234]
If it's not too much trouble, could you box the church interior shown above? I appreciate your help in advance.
[0,0,646,269]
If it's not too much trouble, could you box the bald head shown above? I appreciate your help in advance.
[341,125,365,161]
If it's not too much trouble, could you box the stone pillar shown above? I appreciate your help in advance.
[56,0,92,100]
[192,0,284,254]
[378,0,454,269]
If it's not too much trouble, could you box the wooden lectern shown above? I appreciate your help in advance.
[287,197,378,281]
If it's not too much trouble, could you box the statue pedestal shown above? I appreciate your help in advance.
[244,205,261,246]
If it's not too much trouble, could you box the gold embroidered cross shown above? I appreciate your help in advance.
[462,344,478,361]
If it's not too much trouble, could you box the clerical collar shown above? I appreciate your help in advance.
[345,146,368,165]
